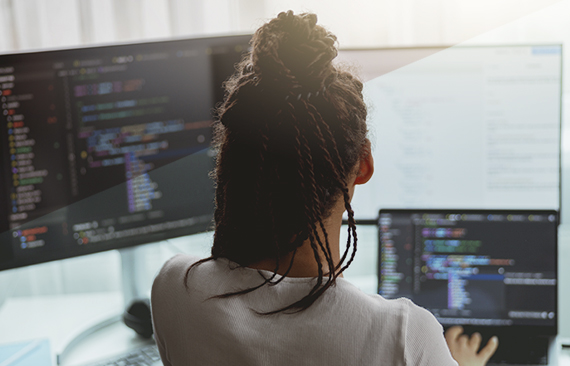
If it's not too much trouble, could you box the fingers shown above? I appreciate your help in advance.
[468,332,482,351]
[445,325,464,344]
[458,334,469,347]
[445,328,499,366]
[478,336,499,363]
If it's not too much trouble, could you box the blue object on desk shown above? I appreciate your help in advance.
[0,339,51,366]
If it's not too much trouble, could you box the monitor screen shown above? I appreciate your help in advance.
[338,45,562,219]
[378,209,558,335]
[0,34,252,270]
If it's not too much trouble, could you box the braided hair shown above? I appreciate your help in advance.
[186,11,368,314]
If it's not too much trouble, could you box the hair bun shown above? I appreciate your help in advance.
[251,11,337,90]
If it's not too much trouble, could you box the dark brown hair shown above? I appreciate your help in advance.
[186,11,368,314]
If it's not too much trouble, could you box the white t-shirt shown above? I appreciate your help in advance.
[151,254,459,366]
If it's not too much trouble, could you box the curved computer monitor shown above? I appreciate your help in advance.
[0,34,252,270]
[337,45,562,220]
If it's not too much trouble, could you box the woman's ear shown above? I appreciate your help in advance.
[354,140,374,185]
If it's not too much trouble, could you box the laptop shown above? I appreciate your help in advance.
[377,209,558,365]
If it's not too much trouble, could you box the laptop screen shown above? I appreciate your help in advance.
[377,209,558,334]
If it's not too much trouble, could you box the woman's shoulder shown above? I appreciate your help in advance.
[371,294,442,331]
[152,254,244,296]
[334,279,417,313]
[333,281,445,334]
[329,280,432,327]
[156,254,200,280]
[152,254,201,296]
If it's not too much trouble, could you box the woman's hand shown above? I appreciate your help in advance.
[445,326,499,366]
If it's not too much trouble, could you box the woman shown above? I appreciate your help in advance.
[151,11,497,366]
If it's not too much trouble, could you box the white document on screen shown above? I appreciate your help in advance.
[350,45,561,219]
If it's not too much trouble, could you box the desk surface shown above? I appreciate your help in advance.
[62,321,152,366]
[0,292,149,366]
[561,343,570,366]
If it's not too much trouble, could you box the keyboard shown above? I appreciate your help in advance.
[84,343,162,366]
[447,326,549,365]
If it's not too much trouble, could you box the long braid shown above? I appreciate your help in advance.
[298,130,334,268]
[304,100,362,272]
[303,101,352,275]
[262,100,335,313]
[338,190,358,275]
[315,90,363,273]
[297,140,335,286]
[260,111,283,281]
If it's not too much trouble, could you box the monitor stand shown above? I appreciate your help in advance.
[56,246,149,365]
[118,246,148,307]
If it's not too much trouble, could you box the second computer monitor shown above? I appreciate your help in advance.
[338,45,562,220]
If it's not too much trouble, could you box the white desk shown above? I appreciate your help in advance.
[61,321,153,366]
[560,340,570,366]
[0,292,151,366]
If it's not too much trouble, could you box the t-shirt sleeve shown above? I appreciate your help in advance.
[403,300,459,366]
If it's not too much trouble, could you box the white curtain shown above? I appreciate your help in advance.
[0,0,565,52]
[0,0,267,52]
[1,0,570,302]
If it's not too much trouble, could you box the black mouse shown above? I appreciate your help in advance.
[123,298,153,338]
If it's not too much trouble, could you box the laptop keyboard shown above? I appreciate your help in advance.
[84,344,162,366]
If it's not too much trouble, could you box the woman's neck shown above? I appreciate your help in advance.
[247,206,345,278]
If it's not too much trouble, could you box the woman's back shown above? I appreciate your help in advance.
[152,254,458,366]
